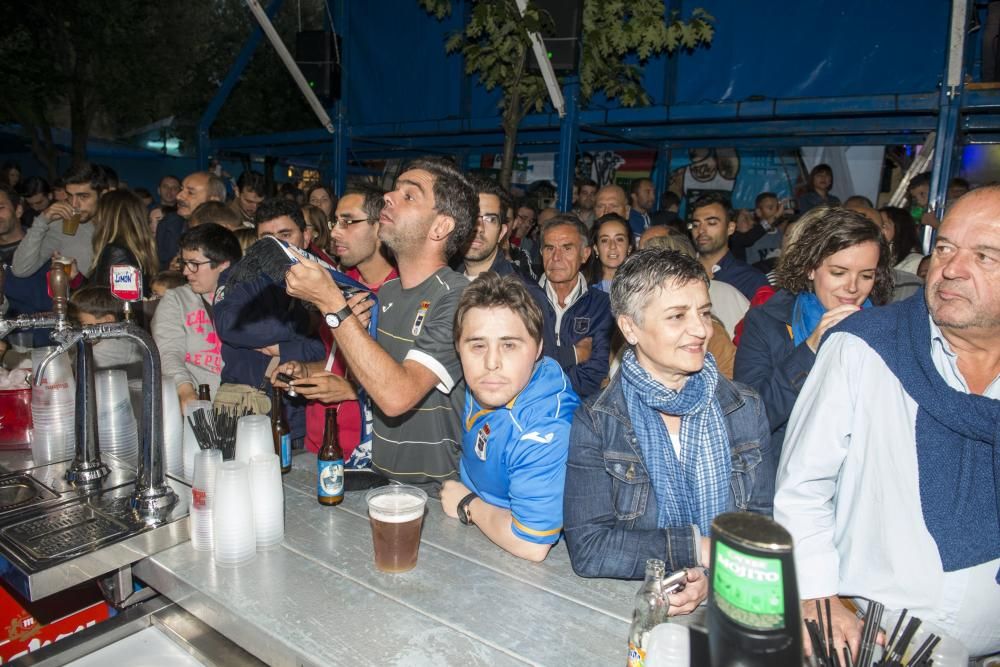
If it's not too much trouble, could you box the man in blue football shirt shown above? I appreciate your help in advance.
[441,273,580,561]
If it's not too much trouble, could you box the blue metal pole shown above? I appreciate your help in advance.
[196,0,285,170]
[332,0,348,194]
[651,145,669,210]
[556,78,580,212]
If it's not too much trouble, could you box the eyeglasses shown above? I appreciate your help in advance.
[180,259,215,273]
[477,214,502,226]
[329,217,373,231]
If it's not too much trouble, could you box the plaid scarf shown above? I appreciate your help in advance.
[620,348,732,534]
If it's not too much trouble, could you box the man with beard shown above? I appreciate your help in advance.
[229,169,268,227]
[457,175,518,279]
[627,177,655,239]
[572,178,598,229]
[11,162,106,278]
[0,185,50,322]
[689,192,768,300]
[156,171,226,269]
[272,182,398,465]
[774,187,1000,659]
[286,157,477,490]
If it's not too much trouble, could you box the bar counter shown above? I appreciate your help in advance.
[133,452,690,666]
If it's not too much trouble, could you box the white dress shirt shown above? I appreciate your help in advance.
[774,317,1000,656]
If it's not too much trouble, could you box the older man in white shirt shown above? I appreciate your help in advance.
[774,186,1000,660]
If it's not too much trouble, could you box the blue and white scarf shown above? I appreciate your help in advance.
[620,349,732,534]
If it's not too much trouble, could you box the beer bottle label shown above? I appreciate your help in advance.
[280,433,292,468]
[626,642,645,667]
[317,458,344,498]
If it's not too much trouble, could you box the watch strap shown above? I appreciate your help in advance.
[457,492,478,525]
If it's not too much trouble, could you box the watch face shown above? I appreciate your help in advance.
[325,313,341,328]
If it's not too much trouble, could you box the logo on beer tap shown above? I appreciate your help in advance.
[109,264,142,302]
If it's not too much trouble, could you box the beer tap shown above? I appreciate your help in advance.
[33,269,111,486]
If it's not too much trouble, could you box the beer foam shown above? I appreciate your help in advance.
[367,493,425,523]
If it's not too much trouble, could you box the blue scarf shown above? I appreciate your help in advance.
[620,349,732,534]
[832,290,1000,582]
[791,291,872,346]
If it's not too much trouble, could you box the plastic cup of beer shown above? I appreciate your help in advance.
[52,257,73,278]
[62,211,81,236]
[365,485,428,573]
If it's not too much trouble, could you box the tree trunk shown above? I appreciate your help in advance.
[500,113,519,191]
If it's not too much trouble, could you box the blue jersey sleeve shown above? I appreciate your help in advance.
[507,417,571,545]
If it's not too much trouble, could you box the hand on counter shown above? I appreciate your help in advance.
[440,479,472,519]
[666,568,708,616]
[801,596,871,661]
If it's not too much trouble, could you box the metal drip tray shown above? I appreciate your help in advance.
[0,474,59,513]
[2,502,134,562]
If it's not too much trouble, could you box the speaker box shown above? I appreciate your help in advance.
[527,0,583,73]
[295,30,341,102]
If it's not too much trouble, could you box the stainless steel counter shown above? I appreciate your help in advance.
[134,452,697,666]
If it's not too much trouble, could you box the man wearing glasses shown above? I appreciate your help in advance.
[152,223,242,409]
[457,175,518,280]
[272,183,398,464]
[286,157,477,491]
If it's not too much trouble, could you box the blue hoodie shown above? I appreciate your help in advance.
[459,356,580,545]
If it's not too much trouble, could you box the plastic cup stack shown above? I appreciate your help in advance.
[249,454,285,550]
[212,461,256,566]
[94,370,139,466]
[30,346,75,464]
[161,378,184,479]
[234,415,274,464]
[189,449,222,552]
[182,400,213,481]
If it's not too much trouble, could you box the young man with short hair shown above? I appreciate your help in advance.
[152,223,242,409]
[441,273,579,561]
[690,192,769,300]
[286,157,478,488]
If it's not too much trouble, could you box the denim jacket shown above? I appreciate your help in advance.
[564,371,775,579]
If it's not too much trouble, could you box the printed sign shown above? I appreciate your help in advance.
[109,265,142,302]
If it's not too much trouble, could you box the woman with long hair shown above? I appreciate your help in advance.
[306,184,335,222]
[588,213,632,291]
[84,189,159,295]
[879,205,924,274]
[302,204,336,265]
[734,206,893,453]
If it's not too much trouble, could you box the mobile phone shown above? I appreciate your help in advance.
[662,569,688,595]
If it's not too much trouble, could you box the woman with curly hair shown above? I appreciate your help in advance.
[734,206,893,453]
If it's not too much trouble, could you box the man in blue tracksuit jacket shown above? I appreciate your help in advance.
[441,273,580,562]
[535,214,612,399]
[213,200,325,440]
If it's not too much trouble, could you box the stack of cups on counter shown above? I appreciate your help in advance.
[94,370,139,466]
[161,378,184,479]
[210,415,286,566]
[213,460,256,566]
[182,400,213,481]
[249,454,285,549]
[234,415,274,463]
[30,346,75,463]
[190,449,222,552]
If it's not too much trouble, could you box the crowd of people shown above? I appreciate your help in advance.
[0,156,996,660]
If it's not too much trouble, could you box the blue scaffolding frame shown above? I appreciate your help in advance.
[198,0,994,207]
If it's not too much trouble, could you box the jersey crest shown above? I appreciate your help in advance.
[412,300,431,336]
[474,422,490,460]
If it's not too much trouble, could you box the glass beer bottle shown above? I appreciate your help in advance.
[317,408,344,506]
[627,559,669,667]
[198,384,211,402]
[271,387,292,473]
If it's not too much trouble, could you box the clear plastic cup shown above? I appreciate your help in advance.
[234,415,273,464]
[249,454,284,549]
[161,378,184,477]
[212,461,256,566]
[190,449,223,552]
[183,400,213,481]
[365,485,428,573]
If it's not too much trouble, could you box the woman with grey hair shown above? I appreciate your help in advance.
[563,248,775,612]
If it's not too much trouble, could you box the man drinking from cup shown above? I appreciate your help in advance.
[440,273,580,562]
[10,162,106,279]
